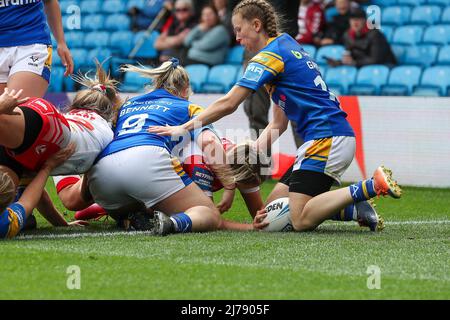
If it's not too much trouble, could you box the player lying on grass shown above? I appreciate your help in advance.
[74,131,268,222]
[87,59,267,234]
[0,62,121,230]
[0,144,76,239]
[148,0,402,233]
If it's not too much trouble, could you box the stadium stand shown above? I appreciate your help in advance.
[50,0,450,96]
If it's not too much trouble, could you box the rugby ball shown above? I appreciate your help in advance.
[262,197,293,232]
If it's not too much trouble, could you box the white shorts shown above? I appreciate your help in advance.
[292,136,356,184]
[0,44,53,83]
[89,145,193,211]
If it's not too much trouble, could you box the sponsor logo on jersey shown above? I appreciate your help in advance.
[243,62,264,82]
[35,144,47,155]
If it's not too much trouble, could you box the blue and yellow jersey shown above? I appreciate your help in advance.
[0,203,26,239]
[0,0,51,48]
[98,89,204,159]
[236,33,355,142]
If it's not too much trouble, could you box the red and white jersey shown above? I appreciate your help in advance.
[181,136,235,194]
[51,109,113,175]
[6,98,71,172]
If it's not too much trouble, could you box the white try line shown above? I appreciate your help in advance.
[12,220,450,241]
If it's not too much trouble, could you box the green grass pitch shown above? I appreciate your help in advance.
[0,180,449,299]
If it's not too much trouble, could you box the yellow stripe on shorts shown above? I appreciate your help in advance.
[305,138,333,160]
[6,208,21,239]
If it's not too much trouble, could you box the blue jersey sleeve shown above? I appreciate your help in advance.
[0,203,26,239]
[236,51,285,92]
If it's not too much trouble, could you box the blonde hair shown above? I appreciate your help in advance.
[232,0,280,37]
[0,171,16,213]
[120,59,192,98]
[69,60,121,122]
[226,142,271,185]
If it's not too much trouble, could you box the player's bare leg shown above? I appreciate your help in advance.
[8,71,48,98]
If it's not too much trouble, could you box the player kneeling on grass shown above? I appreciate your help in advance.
[87,59,266,235]
[149,0,403,233]
[0,145,76,239]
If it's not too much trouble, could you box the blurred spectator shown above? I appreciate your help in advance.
[212,0,234,42]
[128,0,167,32]
[328,8,396,67]
[318,0,358,46]
[154,0,197,64]
[183,5,230,66]
[295,0,326,46]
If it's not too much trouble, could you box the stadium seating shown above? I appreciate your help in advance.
[325,66,357,96]
[380,25,395,42]
[410,6,442,25]
[381,65,422,96]
[121,70,151,92]
[202,65,239,93]
[427,0,450,6]
[185,64,209,93]
[86,48,112,69]
[403,45,438,66]
[382,6,411,26]
[52,0,450,96]
[52,53,63,67]
[48,67,65,93]
[65,31,84,48]
[441,7,450,23]
[325,7,338,22]
[301,44,317,59]
[392,25,424,46]
[104,14,131,31]
[225,46,244,65]
[371,0,397,6]
[82,14,105,31]
[80,0,102,14]
[316,45,345,64]
[127,0,145,10]
[71,48,89,70]
[437,45,450,65]
[422,25,450,45]
[59,0,79,14]
[413,66,450,96]
[110,31,134,56]
[397,0,426,6]
[84,31,110,49]
[102,0,126,14]
[349,65,390,96]
[131,31,160,59]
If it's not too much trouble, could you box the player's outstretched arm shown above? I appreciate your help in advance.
[148,86,252,136]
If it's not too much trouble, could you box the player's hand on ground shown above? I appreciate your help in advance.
[57,43,74,76]
[217,188,235,213]
[253,208,269,230]
[43,143,76,170]
[0,88,29,115]
[148,124,188,137]
[67,220,89,227]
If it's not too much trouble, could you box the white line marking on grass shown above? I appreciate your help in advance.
[386,220,450,225]
[13,220,450,241]
[15,230,153,240]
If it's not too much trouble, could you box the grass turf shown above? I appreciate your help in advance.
[0,180,449,299]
